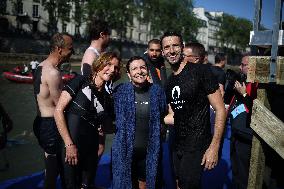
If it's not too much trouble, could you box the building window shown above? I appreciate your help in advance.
[17,1,23,15]
[63,23,67,32]
[32,4,39,17]
[138,33,141,41]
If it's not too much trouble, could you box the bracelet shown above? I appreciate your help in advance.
[242,93,247,97]
[65,143,74,148]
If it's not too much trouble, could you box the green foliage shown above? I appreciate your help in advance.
[72,0,86,37]
[138,0,202,41]
[58,0,71,24]
[216,13,253,51]
[87,0,138,39]
[73,0,86,26]
[42,0,57,33]
[42,0,71,33]
[41,0,202,42]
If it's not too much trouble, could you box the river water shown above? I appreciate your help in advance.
[0,62,129,182]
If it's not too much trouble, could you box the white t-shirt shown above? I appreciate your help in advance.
[30,60,39,69]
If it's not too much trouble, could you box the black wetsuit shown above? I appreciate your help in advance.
[62,75,113,189]
[81,48,112,144]
[166,63,218,189]
[131,85,150,182]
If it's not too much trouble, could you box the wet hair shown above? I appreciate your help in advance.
[89,18,110,40]
[215,53,226,64]
[50,33,73,52]
[184,42,206,61]
[90,52,120,80]
[126,56,147,73]
[148,39,160,47]
[160,31,183,48]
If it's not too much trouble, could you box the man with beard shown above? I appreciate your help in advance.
[162,32,226,189]
[81,18,110,76]
[144,39,167,88]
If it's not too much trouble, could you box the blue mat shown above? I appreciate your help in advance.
[0,126,232,189]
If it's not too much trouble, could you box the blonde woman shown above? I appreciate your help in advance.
[54,52,120,189]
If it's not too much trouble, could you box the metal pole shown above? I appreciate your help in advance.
[270,0,282,82]
[253,0,261,32]
[251,0,262,55]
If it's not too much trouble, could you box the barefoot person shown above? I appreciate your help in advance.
[33,33,74,189]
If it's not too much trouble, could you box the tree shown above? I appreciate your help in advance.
[87,0,138,40]
[234,17,253,50]
[72,0,86,37]
[42,0,71,34]
[216,13,252,51]
[86,0,138,54]
[138,0,202,42]
[58,0,72,32]
[215,14,234,48]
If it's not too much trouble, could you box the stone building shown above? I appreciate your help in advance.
[0,0,153,45]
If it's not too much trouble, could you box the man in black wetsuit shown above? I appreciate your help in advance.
[162,32,226,189]
[144,39,167,88]
[33,33,74,189]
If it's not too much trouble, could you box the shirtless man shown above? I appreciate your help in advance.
[81,18,110,76]
[33,33,74,189]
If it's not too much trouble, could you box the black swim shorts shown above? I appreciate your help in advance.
[33,116,60,154]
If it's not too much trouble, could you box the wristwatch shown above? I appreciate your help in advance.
[243,93,247,97]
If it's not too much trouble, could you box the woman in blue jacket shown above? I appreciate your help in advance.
[112,56,167,189]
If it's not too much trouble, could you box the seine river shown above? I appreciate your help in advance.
[0,62,129,182]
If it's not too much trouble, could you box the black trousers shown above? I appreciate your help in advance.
[231,137,252,189]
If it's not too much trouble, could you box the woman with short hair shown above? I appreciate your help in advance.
[112,56,167,189]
